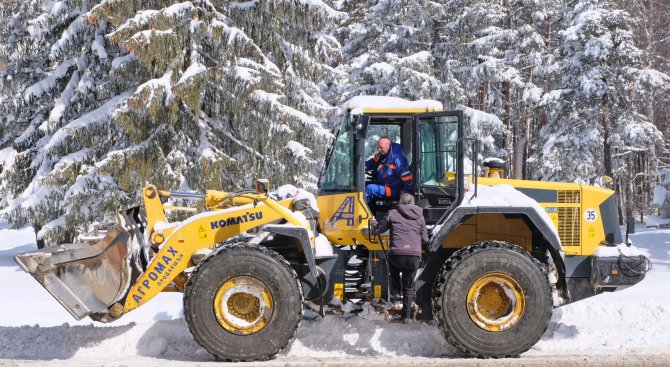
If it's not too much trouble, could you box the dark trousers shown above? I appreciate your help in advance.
[388,255,420,319]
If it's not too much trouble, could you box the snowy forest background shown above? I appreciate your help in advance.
[1,0,669,245]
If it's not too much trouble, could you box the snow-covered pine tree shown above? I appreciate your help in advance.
[0,0,106,244]
[223,0,344,179]
[532,0,664,217]
[0,0,342,245]
[621,0,670,218]
[438,0,507,108]
[619,0,670,145]
[330,0,449,105]
[438,0,561,177]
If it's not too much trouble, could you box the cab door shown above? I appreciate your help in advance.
[317,115,378,247]
[413,111,464,224]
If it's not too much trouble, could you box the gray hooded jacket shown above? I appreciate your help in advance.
[375,204,429,257]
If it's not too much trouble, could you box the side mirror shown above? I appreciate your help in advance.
[355,115,370,139]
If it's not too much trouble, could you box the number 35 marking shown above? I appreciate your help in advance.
[584,208,598,223]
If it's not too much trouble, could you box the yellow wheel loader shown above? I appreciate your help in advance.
[15,97,651,361]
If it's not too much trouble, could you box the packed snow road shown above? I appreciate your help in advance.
[1,223,670,366]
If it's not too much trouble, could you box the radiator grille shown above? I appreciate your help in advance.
[558,190,581,204]
[558,207,581,246]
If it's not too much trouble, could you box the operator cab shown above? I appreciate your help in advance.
[318,96,465,226]
[363,114,413,219]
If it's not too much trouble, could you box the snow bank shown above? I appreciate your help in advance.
[287,315,455,358]
[2,224,670,362]
[646,216,670,228]
[0,317,455,361]
[534,228,670,353]
[0,320,206,361]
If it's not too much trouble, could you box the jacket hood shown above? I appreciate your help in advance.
[396,203,423,220]
[387,142,404,160]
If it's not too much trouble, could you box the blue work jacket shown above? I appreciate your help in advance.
[365,142,413,193]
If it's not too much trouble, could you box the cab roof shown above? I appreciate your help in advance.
[345,96,443,115]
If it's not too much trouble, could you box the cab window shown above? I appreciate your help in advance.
[365,124,402,159]
[418,115,458,187]
[320,119,354,191]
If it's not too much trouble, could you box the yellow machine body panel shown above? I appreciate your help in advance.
[316,192,385,250]
[14,183,316,322]
[441,214,534,252]
[478,177,616,256]
[124,187,311,313]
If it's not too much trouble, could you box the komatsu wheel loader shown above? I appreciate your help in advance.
[15,96,651,361]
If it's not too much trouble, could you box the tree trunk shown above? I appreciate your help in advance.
[513,137,526,179]
[522,107,530,180]
[521,69,533,180]
[602,97,613,177]
[503,81,511,176]
[34,223,45,249]
[616,180,625,225]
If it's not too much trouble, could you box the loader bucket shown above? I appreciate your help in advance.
[13,207,147,322]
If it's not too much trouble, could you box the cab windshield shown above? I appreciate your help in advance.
[319,116,355,191]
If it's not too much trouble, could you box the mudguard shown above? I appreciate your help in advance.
[429,205,566,283]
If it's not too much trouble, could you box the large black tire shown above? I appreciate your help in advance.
[432,241,552,358]
[184,243,303,361]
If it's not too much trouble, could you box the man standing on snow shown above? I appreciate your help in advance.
[364,136,412,203]
[371,193,428,324]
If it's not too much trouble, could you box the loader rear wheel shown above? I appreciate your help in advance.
[432,241,552,358]
[184,243,303,361]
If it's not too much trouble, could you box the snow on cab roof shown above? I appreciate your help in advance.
[345,96,443,115]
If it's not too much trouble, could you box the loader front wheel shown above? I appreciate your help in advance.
[184,243,303,361]
[432,241,552,358]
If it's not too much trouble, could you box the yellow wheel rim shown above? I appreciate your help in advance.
[213,276,274,335]
[466,273,525,332]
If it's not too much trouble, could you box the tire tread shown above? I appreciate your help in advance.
[184,242,303,362]
[431,241,552,358]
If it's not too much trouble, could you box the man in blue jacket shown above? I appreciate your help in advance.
[364,136,413,203]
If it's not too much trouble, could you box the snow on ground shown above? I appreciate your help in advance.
[0,223,184,329]
[1,222,670,365]
[646,215,670,228]
[532,226,670,355]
